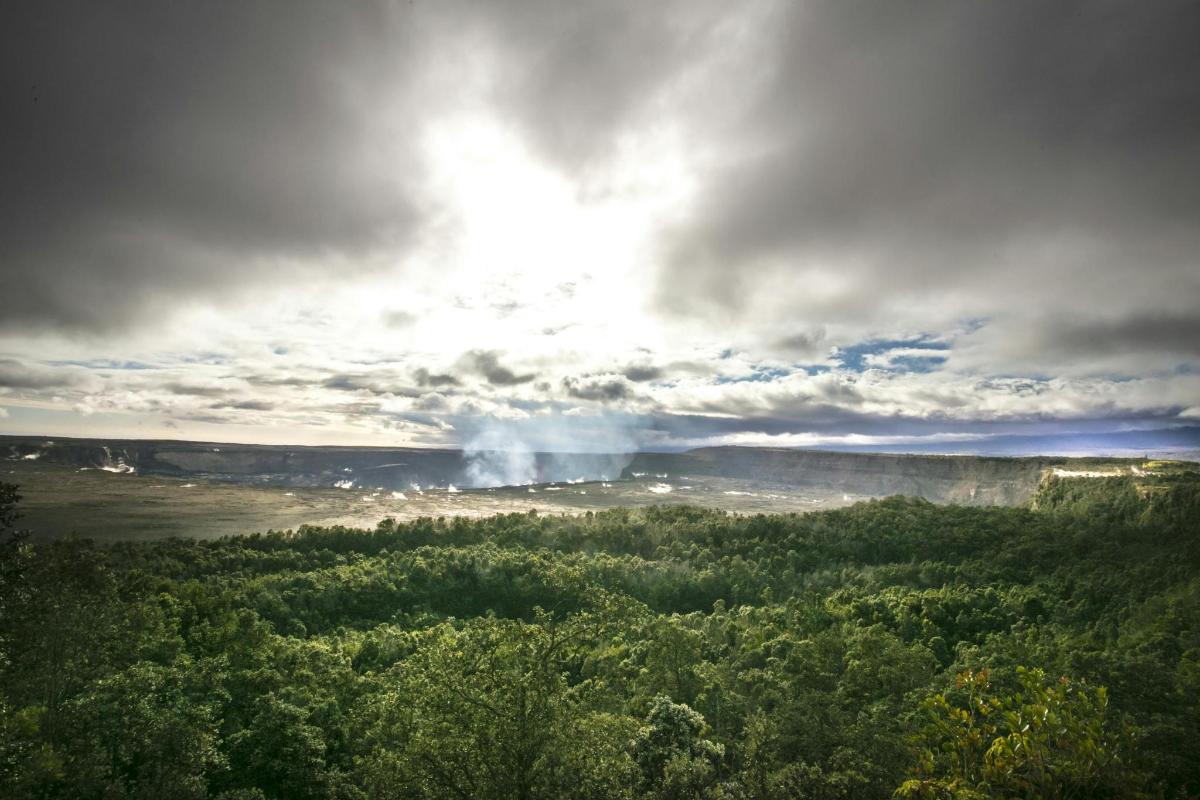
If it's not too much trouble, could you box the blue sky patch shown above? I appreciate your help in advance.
[834,336,950,373]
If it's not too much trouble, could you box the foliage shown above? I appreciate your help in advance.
[0,475,1196,797]
[632,696,723,799]
[897,667,1145,799]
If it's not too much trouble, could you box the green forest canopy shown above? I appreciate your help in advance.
[1,469,1198,799]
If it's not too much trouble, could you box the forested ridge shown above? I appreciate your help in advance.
[1,471,1198,799]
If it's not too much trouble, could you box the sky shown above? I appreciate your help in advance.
[1,1,1198,454]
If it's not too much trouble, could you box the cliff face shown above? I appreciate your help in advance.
[622,447,1072,505]
[1,437,629,490]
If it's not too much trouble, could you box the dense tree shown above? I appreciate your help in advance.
[0,471,1196,797]
[631,697,722,800]
[897,667,1146,799]
[358,613,637,800]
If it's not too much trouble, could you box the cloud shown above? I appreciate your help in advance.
[413,368,460,388]
[382,310,418,328]
[210,399,275,411]
[773,328,827,358]
[950,313,1200,377]
[0,0,725,335]
[0,1,1196,450]
[622,364,663,383]
[562,375,631,402]
[0,2,439,332]
[245,375,316,388]
[163,382,230,397]
[462,0,733,170]
[413,392,450,411]
[0,359,93,390]
[1055,314,1200,358]
[321,372,417,396]
[321,375,369,393]
[460,351,535,386]
[653,1,1200,366]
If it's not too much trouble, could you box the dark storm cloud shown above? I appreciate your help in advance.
[656,1,1200,353]
[461,351,535,386]
[1,1,426,331]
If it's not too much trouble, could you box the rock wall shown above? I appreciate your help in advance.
[622,447,1072,505]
